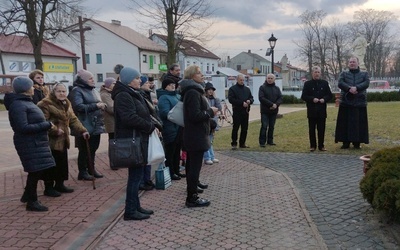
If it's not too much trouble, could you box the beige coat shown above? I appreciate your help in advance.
[100,87,115,133]
[38,94,87,151]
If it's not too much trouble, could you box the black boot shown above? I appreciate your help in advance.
[138,207,154,215]
[78,171,95,180]
[88,169,103,178]
[20,191,28,203]
[185,194,210,208]
[44,181,61,197]
[123,210,150,221]
[54,181,74,193]
[26,200,48,212]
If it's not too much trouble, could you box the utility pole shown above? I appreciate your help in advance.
[72,16,91,70]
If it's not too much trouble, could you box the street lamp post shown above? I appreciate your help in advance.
[267,33,277,75]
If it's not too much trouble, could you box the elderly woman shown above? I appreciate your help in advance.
[38,83,89,195]
[69,69,106,180]
[4,77,55,211]
[179,65,218,207]
[111,67,156,220]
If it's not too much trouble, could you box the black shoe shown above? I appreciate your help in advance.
[177,172,186,178]
[231,144,237,150]
[89,171,103,178]
[198,182,208,189]
[123,211,150,221]
[139,184,154,191]
[54,184,74,193]
[239,145,250,148]
[267,143,276,146]
[78,172,95,180]
[138,207,154,215]
[260,144,266,148]
[197,187,204,193]
[146,180,155,187]
[341,143,350,149]
[185,195,210,208]
[26,201,48,212]
[171,174,181,180]
[20,192,28,203]
[44,188,61,197]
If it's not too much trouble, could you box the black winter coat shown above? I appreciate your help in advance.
[301,79,332,118]
[259,82,283,114]
[111,82,155,167]
[4,93,55,173]
[338,68,369,107]
[228,83,254,113]
[69,78,105,135]
[180,79,214,152]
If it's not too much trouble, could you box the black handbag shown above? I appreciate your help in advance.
[108,130,144,169]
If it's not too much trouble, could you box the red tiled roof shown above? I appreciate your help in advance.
[152,33,220,60]
[0,34,78,58]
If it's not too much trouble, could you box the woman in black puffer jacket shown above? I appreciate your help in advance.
[4,77,55,212]
[111,67,156,221]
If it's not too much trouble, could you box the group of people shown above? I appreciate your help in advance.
[5,55,369,218]
[227,56,369,153]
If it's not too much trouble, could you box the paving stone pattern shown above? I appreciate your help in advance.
[95,154,325,250]
[223,151,399,250]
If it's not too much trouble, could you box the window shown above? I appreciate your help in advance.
[207,63,210,71]
[237,65,241,71]
[85,54,90,64]
[212,64,215,72]
[97,73,103,82]
[96,54,102,64]
[143,54,147,63]
[149,55,154,69]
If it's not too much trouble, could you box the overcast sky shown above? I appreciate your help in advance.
[82,0,400,68]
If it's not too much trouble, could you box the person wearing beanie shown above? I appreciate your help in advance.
[111,66,156,221]
[157,76,186,182]
[69,69,106,180]
[203,82,222,165]
[113,64,124,81]
[29,69,49,104]
[100,77,117,167]
[140,76,148,87]
[4,76,56,212]
[119,67,141,85]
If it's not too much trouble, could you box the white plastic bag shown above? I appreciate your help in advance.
[147,130,165,165]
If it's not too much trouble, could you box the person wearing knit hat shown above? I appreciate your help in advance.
[76,69,94,83]
[119,67,141,85]
[12,76,34,94]
[103,77,116,89]
[140,76,148,87]
[162,78,176,89]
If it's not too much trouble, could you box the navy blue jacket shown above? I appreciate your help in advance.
[4,93,55,173]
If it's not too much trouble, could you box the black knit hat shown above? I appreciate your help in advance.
[204,82,216,91]
[162,78,176,89]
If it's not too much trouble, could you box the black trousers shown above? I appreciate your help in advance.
[25,167,53,202]
[186,150,204,198]
[51,147,69,182]
[231,111,249,146]
[76,135,101,174]
[308,117,326,149]
[164,140,182,176]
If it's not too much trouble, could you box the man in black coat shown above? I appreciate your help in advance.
[301,66,332,151]
[228,75,254,149]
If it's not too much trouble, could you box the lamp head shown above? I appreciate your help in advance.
[268,33,277,49]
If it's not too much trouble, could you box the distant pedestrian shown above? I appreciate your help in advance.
[4,77,55,211]
[258,74,282,147]
[228,74,254,149]
[301,66,332,152]
[164,63,182,89]
[335,56,370,149]
[38,83,89,195]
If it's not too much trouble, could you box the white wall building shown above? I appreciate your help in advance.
[0,34,78,87]
[55,19,167,87]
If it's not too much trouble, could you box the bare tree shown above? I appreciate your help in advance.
[128,0,215,67]
[0,0,84,70]
[348,9,398,77]
[293,20,314,78]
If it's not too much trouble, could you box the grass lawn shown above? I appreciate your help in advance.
[214,102,400,156]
